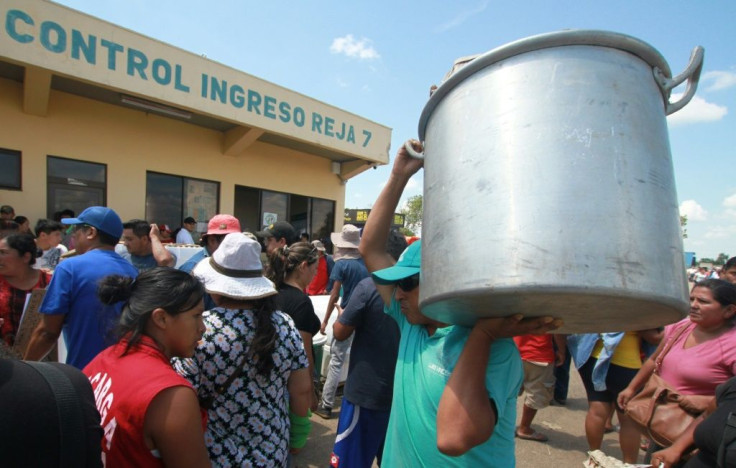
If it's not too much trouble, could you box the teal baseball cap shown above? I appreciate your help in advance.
[372,240,421,284]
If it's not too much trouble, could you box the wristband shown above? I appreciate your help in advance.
[289,409,312,449]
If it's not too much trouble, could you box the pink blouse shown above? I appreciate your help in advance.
[659,318,736,395]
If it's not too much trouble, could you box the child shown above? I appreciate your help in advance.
[34,219,68,271]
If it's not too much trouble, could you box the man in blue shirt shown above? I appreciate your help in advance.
[24,206,138,369]
[359,141,561,466]
[120,219,175,272]
[315,224,370,419]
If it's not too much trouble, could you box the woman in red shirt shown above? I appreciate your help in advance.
[83,267,210,468]
[0,232,51,347]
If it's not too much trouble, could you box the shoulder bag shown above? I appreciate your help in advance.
[625,323,714,447]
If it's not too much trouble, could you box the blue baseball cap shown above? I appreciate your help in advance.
[372,240,421,284]
[61,206,124,239]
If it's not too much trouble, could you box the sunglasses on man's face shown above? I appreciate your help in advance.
[396,274,420,292]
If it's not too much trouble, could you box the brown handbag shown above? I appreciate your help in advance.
[625,324,713,447]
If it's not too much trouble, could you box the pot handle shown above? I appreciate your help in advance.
[654,46,705,115]
[404,140,425,160]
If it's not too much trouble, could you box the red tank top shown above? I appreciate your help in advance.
[83,336,206,468]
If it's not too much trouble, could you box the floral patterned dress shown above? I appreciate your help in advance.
[173,307,308,467]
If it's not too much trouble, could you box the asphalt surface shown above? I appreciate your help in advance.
[291,370,636,468]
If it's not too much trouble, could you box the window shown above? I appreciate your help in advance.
[145,172,219,229]
[0,148,21,190]
[234,184,335,243]
[47,156,107,217]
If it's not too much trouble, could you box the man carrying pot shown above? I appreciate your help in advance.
[359,139,561,466]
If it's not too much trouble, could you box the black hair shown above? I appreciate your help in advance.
[183,217,196,224]
[78,225,120,247]
[386,229,409,262]
[266,242,319,288]
[34,219,64,237]
[248,295,278,375]
[0,232,39,266]
[98,267,205,355]
[122,219,150,238]
[0,220,19,234]
[692,278,736,307]
[0,205,14,215]
[13,216,28,226]
[725,257,736,271]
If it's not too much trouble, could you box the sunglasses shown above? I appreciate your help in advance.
[396,274,420,292]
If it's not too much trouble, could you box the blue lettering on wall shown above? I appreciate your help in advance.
[100,39,123,70]
[230,84,245,108]
[263,96,277,119]
[311,112,323,133]
[294,107,305,127]
[324,116,335,137]
[210,76,227,103]
[40,21,65,53]
[201,73,209,97]
[247,89,262,115]
[71,30,96,64]
[2,7,375,149]
[278,101,291,123]
[174,65,189,92]
[127,48,148,79]
[6,9,33,43]
[151,58,171,85]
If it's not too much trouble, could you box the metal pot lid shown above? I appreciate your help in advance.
[418,29,672,140]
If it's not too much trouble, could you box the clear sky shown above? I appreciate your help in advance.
[53,0,735,260]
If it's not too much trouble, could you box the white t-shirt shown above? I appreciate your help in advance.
[176,229,194,244]
[34,244,68,271]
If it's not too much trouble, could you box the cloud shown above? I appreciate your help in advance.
[702,70,736,92]
[723,193,736,209]
[435,1,489,32]
[667,95,727,126]
[680,200,708,221]
[336,77,349,88]
[329,35,380,60]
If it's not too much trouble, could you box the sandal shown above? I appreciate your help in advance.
[515,429,549,442]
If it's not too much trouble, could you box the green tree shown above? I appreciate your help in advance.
[400,195,423,235]
[716,253,730,265]
[680,215,688,239]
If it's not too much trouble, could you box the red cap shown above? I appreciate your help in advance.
[204,214,241,236]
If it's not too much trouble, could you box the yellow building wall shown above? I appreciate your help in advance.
[0,77,345,227]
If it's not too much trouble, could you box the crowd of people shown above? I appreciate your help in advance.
[1,144,736,468]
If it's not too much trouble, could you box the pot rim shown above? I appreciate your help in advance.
[418,29,671,140]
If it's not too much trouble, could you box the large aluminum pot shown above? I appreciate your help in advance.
[416,30,704,333]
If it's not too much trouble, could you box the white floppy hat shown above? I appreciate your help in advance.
[330,224,361,249]
[192,233,277,300]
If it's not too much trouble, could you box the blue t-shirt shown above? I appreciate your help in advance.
[339,277,399,411]
[119,252,174,273]
[40,249,138,369]
[382,294,522,467]
[329,258,369,307]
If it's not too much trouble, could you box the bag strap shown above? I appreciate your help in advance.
[654,323,690,373]
[718,412,736,468]
[23,361,86,468]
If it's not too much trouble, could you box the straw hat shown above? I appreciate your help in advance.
[192,233,277,300]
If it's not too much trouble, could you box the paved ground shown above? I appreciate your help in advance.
[292,370,635,467]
